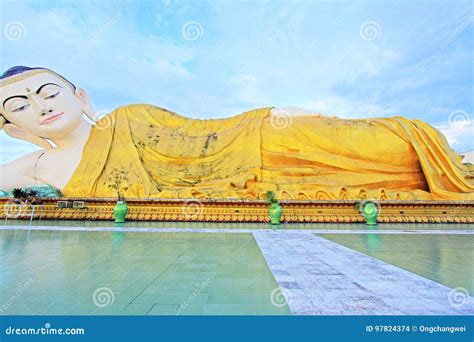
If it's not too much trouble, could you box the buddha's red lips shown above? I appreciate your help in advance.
[40,112,64,125]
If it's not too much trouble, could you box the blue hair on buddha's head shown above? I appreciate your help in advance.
[0,66,36,79]
[0,66,76,90]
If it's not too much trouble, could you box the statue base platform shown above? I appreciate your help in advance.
[1,198,472,224]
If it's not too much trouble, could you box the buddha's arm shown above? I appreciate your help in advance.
[0,152,42,191]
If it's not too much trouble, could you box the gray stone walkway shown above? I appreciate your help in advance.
[253,230,474,315]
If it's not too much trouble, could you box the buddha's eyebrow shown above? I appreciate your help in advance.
[3,95,28,108]
[36,83,62,94]
[2,83,63,108]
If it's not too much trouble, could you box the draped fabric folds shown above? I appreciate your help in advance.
[63,104,474,200]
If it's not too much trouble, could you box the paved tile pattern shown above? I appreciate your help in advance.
[253,230,474,315]
[1,225,473,315]
[0,230,290,315]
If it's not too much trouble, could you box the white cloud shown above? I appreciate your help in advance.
[436,121,474,153]
[151,59,191,79]
[0,0,472,164]
[299,95,398,118]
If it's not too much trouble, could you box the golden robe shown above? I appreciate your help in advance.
[63,104,474,200]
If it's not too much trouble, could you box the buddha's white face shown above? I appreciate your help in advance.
[0,71,89,139]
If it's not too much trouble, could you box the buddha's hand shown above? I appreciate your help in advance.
[0,116,53,149]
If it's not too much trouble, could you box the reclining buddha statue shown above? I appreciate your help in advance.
[0,66,473,200]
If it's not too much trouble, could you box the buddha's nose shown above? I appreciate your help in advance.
[41,109,54,116]
[31,96,53,115]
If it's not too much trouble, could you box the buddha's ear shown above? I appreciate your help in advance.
[3,122,53,149]
[75,88,98,121]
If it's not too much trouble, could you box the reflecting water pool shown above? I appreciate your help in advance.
[318,233,474,293]
[0,230,289,315]
[3,219,473,230]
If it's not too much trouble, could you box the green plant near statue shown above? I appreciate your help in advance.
[11,188,43,205]
[107,168,130,223]
[265,190,282,225]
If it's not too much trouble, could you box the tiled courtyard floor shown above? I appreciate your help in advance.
[1,225,473,315]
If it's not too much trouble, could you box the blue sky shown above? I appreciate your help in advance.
[0,0,473,163]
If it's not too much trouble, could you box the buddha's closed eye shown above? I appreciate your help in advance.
[13,104,30,112]
[44,91,60,100]
[10,90,61,112]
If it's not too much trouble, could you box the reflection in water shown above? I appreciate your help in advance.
[363,225,381,253]
[111,231,127,250]
[3,220,474,231]
[319,233,474,293]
